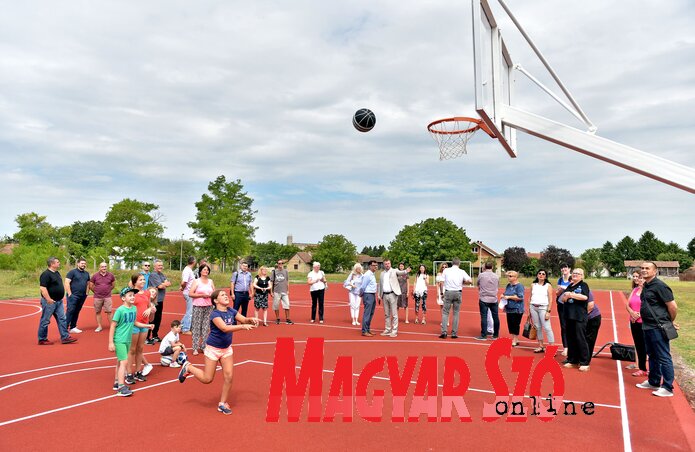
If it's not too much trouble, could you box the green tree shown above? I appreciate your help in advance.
[188,176,257,269]
[656,252,693,273]
[361,245,386,257]
[636,231,666,260]
[70,220,104,250]
[600,241,623,275]
[251,241,300,267]
[312,234,357,273]
[160,237,199,271]
[103,198,165,267]
[520,257,540,277]
[386,217,475,270]
[501,246,529,272]
[614,236,638,262]
[13,212,57,245]
[580,248,602,277]
[688,237,695,259]
[539,245,575,276]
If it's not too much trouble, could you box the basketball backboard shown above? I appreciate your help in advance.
[470,0,695,194]
[472,0,516,157]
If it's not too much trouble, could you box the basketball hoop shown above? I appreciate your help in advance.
[427,116,495,160]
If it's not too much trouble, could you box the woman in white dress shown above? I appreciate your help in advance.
[343,263,364,326]
[413,265,429,325]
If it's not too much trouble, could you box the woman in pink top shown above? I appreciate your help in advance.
[189,264,215,356]
[625,270,647,376]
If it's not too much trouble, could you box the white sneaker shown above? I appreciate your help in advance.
[170,362,181,368]
[652,388,673,397]
[95,326,103,332]
[142,363,154,376]
[389,332,398,338]
[636,380,660,390]
[380,330,391,336]
[69,327,82,334]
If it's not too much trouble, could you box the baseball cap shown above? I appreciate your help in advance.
[120,287,139,297]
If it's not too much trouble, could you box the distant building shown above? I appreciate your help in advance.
[624,260,680,279]
[287,252,314,273]
[287,235,317,251]
[472,241,502,276]
[357,254,384,270]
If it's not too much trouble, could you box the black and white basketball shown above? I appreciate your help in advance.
[353,108,376,132]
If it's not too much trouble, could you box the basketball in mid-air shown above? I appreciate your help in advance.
[353,108,376,132]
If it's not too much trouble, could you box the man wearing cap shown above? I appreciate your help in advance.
[38,257,77,345]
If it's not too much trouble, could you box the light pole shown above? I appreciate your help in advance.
[179,233,184,270]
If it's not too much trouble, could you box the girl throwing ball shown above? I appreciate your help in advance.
[178,289,259,415]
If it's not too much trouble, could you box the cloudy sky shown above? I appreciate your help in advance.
[1,0,693,255]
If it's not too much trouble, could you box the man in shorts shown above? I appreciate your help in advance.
[272,260,293,324]
[89,262,115,333]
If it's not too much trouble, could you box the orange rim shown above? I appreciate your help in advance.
[427,116,496,138]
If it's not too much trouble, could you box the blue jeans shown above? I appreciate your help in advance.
[643,328,674,392]
[181,293,193,332]
[479,300,499,337]
[38,298,70,341]
[362,293,376,333]
[65,294,87,330]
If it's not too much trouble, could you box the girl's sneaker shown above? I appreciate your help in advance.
[178,362,190,383]
[116,385,133,397]
[112,381,119,391]
[218,403,232,415]
[142,363,154,376]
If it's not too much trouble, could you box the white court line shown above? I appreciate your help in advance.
[0,301,42,321]
[609,291,632,452]
[0,360,252,428]
[0,366,114,392]
[245,358,620,410]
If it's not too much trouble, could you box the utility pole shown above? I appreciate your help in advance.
[179,233,184,271]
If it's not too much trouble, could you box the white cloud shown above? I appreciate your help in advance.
[1,0,693,255]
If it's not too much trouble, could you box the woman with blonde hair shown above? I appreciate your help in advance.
[343,263,364,326]
[253,266,272,327]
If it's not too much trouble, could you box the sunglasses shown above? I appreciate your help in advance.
[537,272,546,275]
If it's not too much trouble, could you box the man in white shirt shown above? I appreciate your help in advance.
[440,258,472,339]
[179,256,196,335]
[378,259,410,337]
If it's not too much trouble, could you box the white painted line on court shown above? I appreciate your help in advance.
[609,290,632,452]
[0,366,114,392]
[0,301,42,321]
[0,360,252,427]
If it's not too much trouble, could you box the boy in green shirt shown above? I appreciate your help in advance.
[109,287,153,397]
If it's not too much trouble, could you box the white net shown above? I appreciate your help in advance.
[427,117,483,161]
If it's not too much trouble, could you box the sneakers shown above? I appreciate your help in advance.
[218,403,233,415]
[652,388,673,398]
[439,333,447,339]
[95,326,103,332]
[561,349,568,357]
[451,334,459,339]
[389,332,398,338]
[310,319,315,323]
[116,385,133,397]
[474,336,487,341]
[380,330,392,336]
[178,362,190,383]
[61,336,78,344]
[286,319,294,325]
[276,319,281,325]
[563,363,579,368]
[491,335,499,339]
[415,318,419,324]
[125,375,136,385]
[636,380,660,390]
[38,339,53,345]
[422,319,426,325]
[153,336,162,343]
[69,327,82,334]
[113,381,120,391]
[578,365,590,372]
[145,338,156,345]
[142,363,154,376]
[170,362,181,368]
[319,320,324,324]
[134,372,147,382]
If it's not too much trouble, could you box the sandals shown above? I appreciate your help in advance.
[533,347,546,353]
[414,318,420,324]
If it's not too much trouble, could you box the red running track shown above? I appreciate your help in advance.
[0,285,693,451]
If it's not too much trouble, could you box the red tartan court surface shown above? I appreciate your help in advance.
[1,284,693,451]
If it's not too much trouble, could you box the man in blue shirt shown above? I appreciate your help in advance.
[65,258,90,333]
[359,260,378,337]
[231,262,253,317]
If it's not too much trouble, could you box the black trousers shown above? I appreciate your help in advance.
[556,302,568,348]
[148,300,164,339]
[566,318,590,366]
[585,315,601,364]
[630,321,648,371]
[311,289,325,321]
[506,312,523,335]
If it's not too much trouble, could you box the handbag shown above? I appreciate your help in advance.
[642,298,678,341]
[522,317,537,340]
[593,342,636,361]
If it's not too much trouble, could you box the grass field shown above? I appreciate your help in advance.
[1,269,692,366]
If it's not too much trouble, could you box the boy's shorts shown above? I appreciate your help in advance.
[273,292,290,310]
[115,342,130,361]
[204,344,234,361]
[160,346,174,356]
[132,326,149,334]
